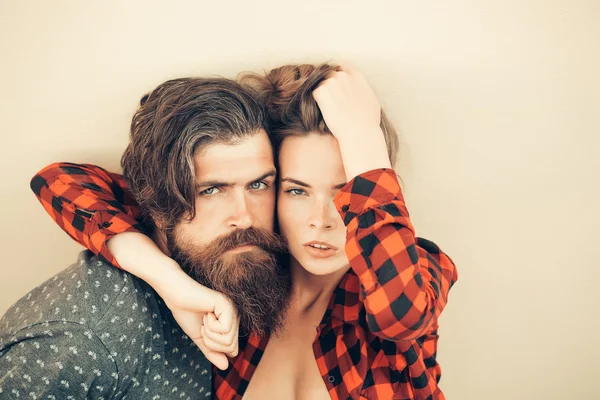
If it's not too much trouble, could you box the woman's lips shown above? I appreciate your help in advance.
[303,241,338,258]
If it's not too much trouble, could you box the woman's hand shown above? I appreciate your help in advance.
[107,232,239,370]
[312,65,392,180]
[157,270,239,371]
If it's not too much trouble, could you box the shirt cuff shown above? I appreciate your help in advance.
[334,168,404,226]
[85,210,146,268]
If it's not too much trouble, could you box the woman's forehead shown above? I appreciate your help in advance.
[278,134,346,185]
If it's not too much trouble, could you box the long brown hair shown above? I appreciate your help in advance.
[240,64,399,166]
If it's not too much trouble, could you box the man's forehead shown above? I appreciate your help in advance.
[194,132,275,182]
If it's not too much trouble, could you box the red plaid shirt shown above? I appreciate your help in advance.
[32,163,458,399]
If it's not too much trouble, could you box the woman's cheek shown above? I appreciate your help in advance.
[277,196,294,239]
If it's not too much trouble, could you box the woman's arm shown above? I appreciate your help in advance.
[31,162,144,267]
[335,168,458,341]
[31,163,209,303]
[314,66,458,341]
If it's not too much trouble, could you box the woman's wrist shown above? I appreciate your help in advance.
[108,232,181,290]
[107,232,215,310]
[337,126,391,180]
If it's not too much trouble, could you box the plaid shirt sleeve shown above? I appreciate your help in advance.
[30,162,145,268]
[334,168,458,342]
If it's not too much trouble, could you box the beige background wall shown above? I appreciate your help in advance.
[1,1,598,398]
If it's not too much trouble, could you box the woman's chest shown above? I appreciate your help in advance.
[242,328,330,400]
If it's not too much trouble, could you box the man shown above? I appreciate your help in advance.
[0,77,290,398]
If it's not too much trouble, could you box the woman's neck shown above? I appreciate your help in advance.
[289,257,350,315]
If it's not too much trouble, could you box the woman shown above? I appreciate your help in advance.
[32,64,457,399]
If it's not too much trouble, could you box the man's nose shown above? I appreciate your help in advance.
[228,193,253,229]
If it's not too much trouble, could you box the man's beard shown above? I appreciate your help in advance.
[168,227,291,337]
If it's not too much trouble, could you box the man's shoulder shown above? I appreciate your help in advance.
[0,251,162,338]
[0,252,212,398]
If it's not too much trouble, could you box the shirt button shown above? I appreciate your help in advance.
[101,221,112,228]
[328,375,336,383]
[341,205,349,212]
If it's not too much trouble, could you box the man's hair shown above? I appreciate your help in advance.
[240,63,399,167]
[121,78,267,230]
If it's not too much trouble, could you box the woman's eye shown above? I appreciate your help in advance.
[250,181,268,190]
[286,188,306,196]
[200,187,220,196]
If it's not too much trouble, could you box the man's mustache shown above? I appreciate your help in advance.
[206,227,288,255]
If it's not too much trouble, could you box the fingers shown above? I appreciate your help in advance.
[209,308,233,334]
[211,296,239,335]
[312,81,334,103]
[202,313,238,358]
[194,338,229,371]
[208,312,239,339]
[200,325,239,357]
[313,70,350,100]
[203,314,237,347]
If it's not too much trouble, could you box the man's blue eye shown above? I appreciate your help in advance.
[200,187,220,196]
[250,182,268,190]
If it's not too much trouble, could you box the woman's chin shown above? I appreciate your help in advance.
[292,253,349,277]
